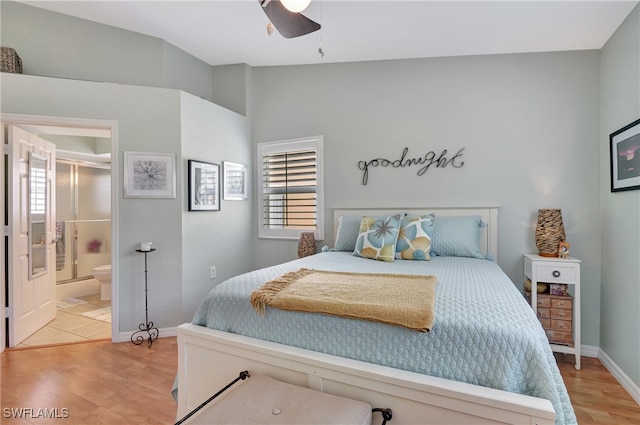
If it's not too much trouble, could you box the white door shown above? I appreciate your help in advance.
[7,125,56,347]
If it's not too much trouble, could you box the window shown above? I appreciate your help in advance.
[29,163,46,215]
[258,136,324,240]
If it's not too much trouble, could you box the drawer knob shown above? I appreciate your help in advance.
[552,270,561,278]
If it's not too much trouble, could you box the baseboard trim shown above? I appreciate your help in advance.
[115,327,178,343]
[580,344,599,358]
[598,348,640,405]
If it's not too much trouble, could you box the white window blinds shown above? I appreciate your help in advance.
[258,137,324,240]
[30,165,46,215]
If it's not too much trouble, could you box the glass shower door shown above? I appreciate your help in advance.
[55,162,111,283]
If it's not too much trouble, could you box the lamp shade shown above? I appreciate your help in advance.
[297,232,316,258]
[281,0,312,13]
[535,209,566,257]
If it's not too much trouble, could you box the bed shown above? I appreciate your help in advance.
[176,207,576,425]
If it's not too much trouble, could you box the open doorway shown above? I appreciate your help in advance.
[2,114,118,349]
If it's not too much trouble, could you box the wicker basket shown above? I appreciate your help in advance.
[1,47,23,74]
[535,208,565,257]
[297,232,316,258]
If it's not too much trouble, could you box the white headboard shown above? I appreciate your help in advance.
[333,207,499,261]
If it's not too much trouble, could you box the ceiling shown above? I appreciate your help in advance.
[19,1,640,67]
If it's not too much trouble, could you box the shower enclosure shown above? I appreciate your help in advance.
[56,161,111,284]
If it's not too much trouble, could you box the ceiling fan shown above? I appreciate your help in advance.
[259,0,321,39]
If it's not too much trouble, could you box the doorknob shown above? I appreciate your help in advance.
[51,237,60,244]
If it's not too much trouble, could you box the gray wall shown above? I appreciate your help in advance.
[180,92,253,322]
[251,52,603,348]
[0,1,214,101]
[1,74,183,330]
[1,73,252,332]
[212,64,253,117]
[600,4,640,388]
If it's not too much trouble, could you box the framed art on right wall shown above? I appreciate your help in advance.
[610,118,640,192]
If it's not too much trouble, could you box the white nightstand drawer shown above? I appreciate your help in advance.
[535,265,577,284]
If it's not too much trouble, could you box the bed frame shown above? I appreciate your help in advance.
[176,206,556,424]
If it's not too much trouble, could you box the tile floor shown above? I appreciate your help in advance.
[17,293,112,348]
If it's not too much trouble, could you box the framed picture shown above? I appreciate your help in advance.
[188,160,220,211]
[124,151,176,198]
[223,161,248,200]
[610,118,640,192]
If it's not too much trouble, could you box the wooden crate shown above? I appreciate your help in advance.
[526,291,573,346]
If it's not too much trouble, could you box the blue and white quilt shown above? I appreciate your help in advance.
[192,252,576,425]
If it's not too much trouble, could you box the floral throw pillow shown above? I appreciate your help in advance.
[353,215,401,262]
[395,214,435,260]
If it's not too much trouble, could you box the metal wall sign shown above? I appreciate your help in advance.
[357,147,465,185]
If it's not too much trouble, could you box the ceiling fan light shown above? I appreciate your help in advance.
[281,0,312,13]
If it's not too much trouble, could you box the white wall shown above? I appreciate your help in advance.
[600,4,640,389]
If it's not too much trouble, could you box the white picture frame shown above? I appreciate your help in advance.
[223,161,248,200]
[123,151,176,199]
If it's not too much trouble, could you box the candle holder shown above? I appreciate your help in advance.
[132,248,159,348]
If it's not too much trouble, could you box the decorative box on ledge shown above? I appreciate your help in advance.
[1,47,23,74]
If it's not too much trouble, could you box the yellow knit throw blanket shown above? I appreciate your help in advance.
[250,268,437,332]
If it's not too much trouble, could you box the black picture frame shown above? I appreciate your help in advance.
[188,160,220,211]
[610,118,640,192]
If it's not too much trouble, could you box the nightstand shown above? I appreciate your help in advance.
[524,254,581,370]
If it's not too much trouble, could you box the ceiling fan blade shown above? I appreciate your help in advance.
[260,0,321,39]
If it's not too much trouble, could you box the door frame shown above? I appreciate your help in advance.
[1,113,119,351]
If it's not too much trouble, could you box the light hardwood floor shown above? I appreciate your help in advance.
[1,338,177,424]
[555,353,640,424]
[1,339,638,424]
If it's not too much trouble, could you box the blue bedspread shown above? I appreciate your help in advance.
[192,252,576,425]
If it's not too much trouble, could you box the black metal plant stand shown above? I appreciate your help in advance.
[132,248,159,348]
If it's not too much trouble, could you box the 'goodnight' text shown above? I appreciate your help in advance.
[357,147,465,185]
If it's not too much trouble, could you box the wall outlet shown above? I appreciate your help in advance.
[209,266,216,279]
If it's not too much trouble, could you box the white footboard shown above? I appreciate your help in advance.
[177,323,554,425]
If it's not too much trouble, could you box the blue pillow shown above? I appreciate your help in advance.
[431,215,485,259]
[333,215,364,251]
[353,215,401,262]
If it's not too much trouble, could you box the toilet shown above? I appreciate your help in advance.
[92,264,112,301]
